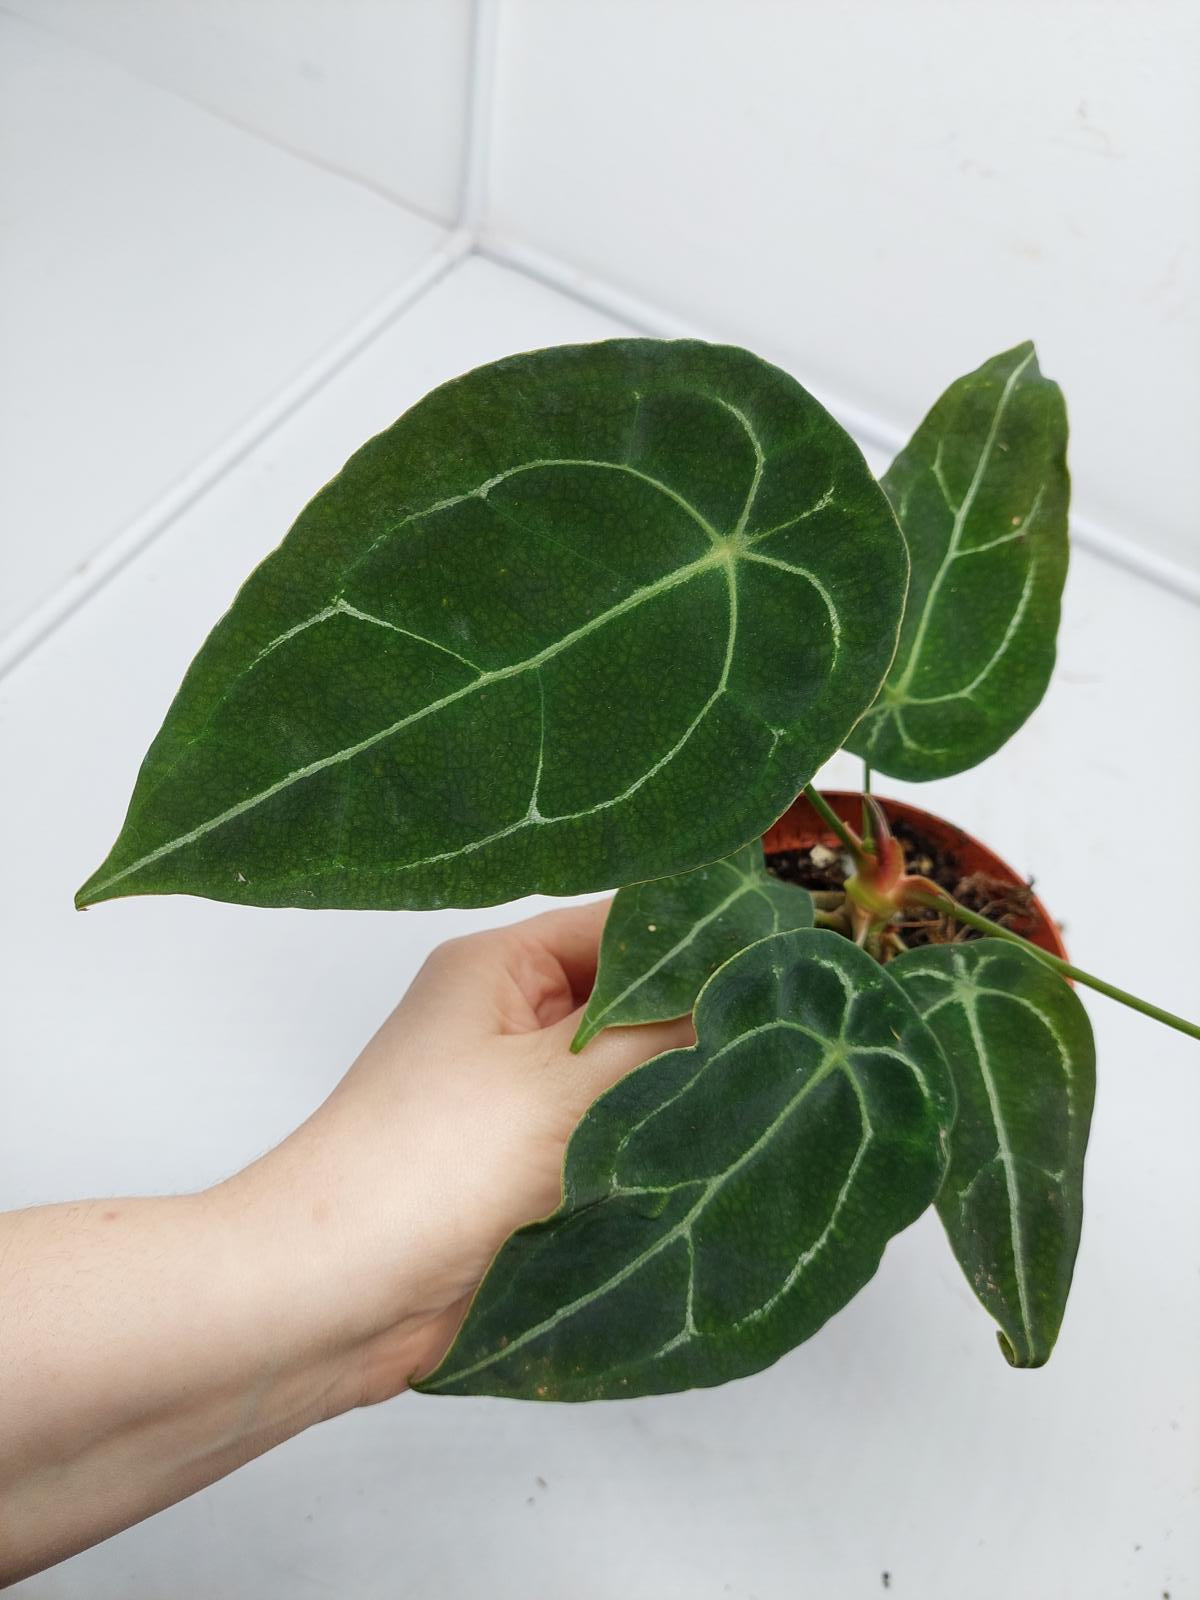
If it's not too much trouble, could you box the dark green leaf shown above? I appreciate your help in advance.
[77,340,906,911]
[572,843,812,1051]
[847,342,1069,781]
[891,939,1095,1367]
[418,929,953,1400]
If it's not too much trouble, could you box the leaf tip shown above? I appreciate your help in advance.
[1012,338,1051,384]
[74,862,115,911]
[569,1017,596,1054]
[996,1329,1050,1369]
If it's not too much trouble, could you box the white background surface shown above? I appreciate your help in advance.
[488,0,1200,582]
[3,0,473,218]
[0,11,450,645]
[1,5,1197,1596]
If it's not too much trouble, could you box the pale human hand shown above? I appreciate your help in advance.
[217,897,695,1409]
[0,900,692,1580]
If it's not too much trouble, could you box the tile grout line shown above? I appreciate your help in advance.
[477,231,1200,608]
[0,0,503,684]
[10,214,1191,687]
[458,0,500,233]
[4,0,1192,682]
[1,0,451,226]
[0,232,474,682]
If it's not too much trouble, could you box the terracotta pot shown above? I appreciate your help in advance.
[762,791,1068,962]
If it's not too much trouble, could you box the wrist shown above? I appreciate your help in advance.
[207,1120,459,1415]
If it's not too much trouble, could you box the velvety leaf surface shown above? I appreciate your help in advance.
[847,342,1069,781]
[572,843,812,1051]
[891,939,1095,1367]
[77,340,906,911]
[418,929,953,1400]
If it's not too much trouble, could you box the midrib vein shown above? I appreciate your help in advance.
[729,1063,873,1328]
[893,348,1035,697]
[905,560,1037,707]
[89,549,723,896]
[961,989,1035,1351]
[139,455,726,812]
[431,1027,858,1389]
[584,878,756,1036]
[975,984,1079,1129]
[921,975,1078,1162]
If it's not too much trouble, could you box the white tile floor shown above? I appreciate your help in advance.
[2,67,1197,1600]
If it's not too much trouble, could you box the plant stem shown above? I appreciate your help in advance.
[859,766,875,850]
[861,792,875,851]
[803,785,865,860]
[909,890,1200,1042]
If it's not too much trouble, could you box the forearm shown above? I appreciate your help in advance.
[0,1181,426,1584]
[0,906,684,1583]
[0,1046,517,1583]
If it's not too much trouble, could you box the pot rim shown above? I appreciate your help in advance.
[762,789,1068,963]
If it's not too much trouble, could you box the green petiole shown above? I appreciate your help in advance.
[909,890,1200,1042]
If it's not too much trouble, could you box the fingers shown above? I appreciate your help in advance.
[512,899,611,1004]
[406,899,611,1035]
[490,899,612,1030]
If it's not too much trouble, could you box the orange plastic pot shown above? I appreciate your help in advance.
[762,791,1068,962]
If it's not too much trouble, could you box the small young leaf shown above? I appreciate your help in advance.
[417,929,953,1400]
[572,844,812,1051]
[847,342,1069,781]
[77,340,906,912]
[891,939,1095,1367]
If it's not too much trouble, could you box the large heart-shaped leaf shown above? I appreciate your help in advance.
[417,929,953,1400]
[77,341,906,911]
[847,343,1069,781]
[891,939,1095,1367]
[571,843,812,1051]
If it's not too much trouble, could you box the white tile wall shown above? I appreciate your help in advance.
[0,14,447,647]
[485,0,1200,580]
[5,0,474,220]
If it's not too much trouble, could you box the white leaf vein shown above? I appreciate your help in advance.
[431,950,933,1390]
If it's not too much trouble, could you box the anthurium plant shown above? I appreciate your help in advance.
[78,339,1198,1399]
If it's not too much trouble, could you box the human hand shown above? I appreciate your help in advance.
[0,900,693,1580]
[218,899,694,1413]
